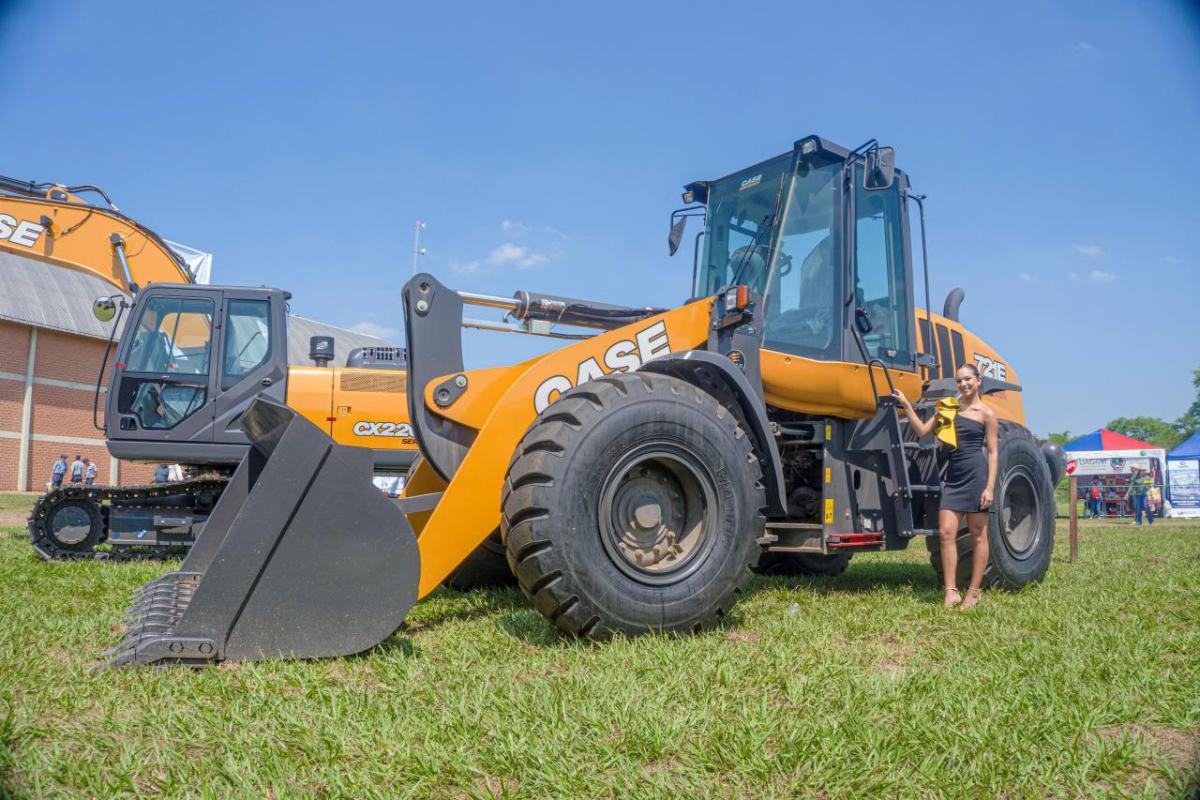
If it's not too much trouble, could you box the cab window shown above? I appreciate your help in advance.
[126,297,213,375]
[222,299,271,388]
[853,166,911,365]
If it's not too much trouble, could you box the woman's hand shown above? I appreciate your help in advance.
[890,389,910,409]
[980,488,994,510]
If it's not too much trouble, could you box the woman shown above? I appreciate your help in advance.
[891,364,998,610]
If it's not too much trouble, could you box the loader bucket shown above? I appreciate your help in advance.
[105,398,420,667]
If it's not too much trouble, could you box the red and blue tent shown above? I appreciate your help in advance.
[1063,429,1157,452]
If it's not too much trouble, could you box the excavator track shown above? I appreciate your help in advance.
[28,478,228,561]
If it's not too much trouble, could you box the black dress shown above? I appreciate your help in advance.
[941,416,988,513]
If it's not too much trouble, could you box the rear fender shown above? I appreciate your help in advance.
[402,275,715,598]
[640,351,787,516]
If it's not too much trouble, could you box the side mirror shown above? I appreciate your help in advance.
[668,216,687,256]
[864,146,895,191]
[854,306,874,334]
[93,296,118,323]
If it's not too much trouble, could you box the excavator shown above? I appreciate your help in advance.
[105,135,1065,666]
[0,177,427,561]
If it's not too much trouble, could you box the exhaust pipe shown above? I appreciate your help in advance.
[105,398,420,666]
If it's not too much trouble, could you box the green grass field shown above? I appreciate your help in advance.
[1,492,1197,799]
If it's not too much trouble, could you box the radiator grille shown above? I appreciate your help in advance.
[339,372,408,393]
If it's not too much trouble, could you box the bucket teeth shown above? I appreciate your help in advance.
[104,572,218,668]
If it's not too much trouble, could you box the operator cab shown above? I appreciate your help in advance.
[676,136,917,382]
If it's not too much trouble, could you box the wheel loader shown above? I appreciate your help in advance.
[106,135,1065,666]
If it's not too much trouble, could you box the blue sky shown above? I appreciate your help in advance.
[2,1,1197,437]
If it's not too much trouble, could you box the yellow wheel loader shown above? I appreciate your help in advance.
[4,175,502,588]
[107,135,1065,666]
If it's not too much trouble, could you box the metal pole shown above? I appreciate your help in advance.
[411,221,426,275]
[1069,475,1078,563]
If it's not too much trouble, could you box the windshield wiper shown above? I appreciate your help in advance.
[729,212,774,289]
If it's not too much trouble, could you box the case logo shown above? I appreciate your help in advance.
[533,320,671,413]
[0,215,45,248]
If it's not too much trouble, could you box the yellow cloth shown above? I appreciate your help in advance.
[933,397,959,449]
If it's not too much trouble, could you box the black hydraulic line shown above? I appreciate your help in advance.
[93,299,127,431]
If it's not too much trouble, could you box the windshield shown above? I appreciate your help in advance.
[697,154,844,359]
[695,156,790,297]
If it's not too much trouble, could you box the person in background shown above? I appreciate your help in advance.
[154,464,170,484]
[50,454,68,490]
[1089,477,1103,519]
[69,454,84,484]
[84,458,97,487]
[1129,466,1155,527]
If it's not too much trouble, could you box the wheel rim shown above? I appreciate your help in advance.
[49,504,93,546]
[598,443,718,586]
[999,465,1040,559]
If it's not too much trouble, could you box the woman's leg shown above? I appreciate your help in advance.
[938,509,964,606]
[960,511,990,610]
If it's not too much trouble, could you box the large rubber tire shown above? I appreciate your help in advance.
[502,373,766,639]
[928,426,1055,589]
[755,552,852,577]
[443,530,516,590]
[41,498,103,553]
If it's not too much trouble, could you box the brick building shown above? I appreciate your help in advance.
[1,251,387,492]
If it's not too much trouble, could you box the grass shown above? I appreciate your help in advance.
[0,492,1197,799]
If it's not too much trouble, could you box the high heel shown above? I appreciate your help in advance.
[959,588,982,611]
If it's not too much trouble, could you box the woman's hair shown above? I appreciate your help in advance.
[956,364,981,379]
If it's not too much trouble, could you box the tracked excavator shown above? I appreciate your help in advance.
[0,177,449,568]
[106,135,1065,666]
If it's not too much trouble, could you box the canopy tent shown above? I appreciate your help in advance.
[1166,431,1200,518]
[1062,429,1167,517]
[1063,429,1158,452]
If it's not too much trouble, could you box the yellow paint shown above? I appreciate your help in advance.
[286,366,418,456]
[824,466,831,484]
[0,193,193,292]
[762,349,923,418]
[823,498,834,524]
[400,457,448,536]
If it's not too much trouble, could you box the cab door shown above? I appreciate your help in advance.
[211,289,288,445]
[848,163,917,376]
[108,290,220,443]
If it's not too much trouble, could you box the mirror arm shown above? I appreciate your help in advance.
[904,190,934,375]
[93,297,128,432]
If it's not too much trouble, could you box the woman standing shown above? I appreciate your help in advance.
[892,364,999,610]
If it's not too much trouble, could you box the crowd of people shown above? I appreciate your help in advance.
[48,453,97,490]
[1078,466,1161,526]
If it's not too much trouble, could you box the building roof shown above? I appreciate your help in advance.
[1063,428,1158,452]
[1,248,391,365]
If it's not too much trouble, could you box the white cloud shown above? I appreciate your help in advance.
[488,242,548,269]
[1074,41,1095,53]
[450,241,550,275]
[1089,270,1117,282]
[1067,272,1080,281]
[1164,256,1184,264]
[1018,272,1039,283]
[1072,244,1103,257]
[500,219,567,240]
[350,321,399,340]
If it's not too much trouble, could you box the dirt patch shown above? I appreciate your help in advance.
[1091,723,1200,792]
[644,757,681,775]
[1147,556,1168,564]
[460,774,520,798]
[724,630,760,644]
[0,509,30,529]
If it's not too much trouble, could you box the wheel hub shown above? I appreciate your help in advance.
[598,446,716,585]
[1000,466,1040,558]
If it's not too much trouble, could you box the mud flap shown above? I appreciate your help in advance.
[105,398,420,666]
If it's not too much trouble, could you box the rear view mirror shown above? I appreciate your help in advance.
[93,295,117,322]
[864,146,895,190]
[668,216,687,256]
